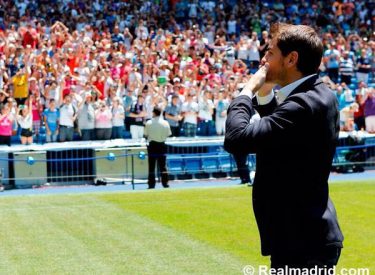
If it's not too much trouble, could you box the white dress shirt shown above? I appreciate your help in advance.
[256,74,316,105]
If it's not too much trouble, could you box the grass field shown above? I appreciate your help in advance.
[0,181,373,274]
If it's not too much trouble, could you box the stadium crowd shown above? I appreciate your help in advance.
[0,0,374,146]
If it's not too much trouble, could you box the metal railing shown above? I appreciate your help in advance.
[0,142,374,190]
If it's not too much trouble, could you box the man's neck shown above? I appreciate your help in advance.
[280,71,304,87]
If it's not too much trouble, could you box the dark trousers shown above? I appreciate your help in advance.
[183,122,196,137]
[112,126,124,139]
[59,126,74,142]
[233,153,250,183]
[15,97,27,106]
[354,116,365,131]
[198,120,215,136]
[327,68,339,83]
[170,126,180,137]
[271,247,341,269]
[147,141,168,188]
[96,128,112,140]
[81,129,95,141]
[0,135,11,146]
[340,74,352,85]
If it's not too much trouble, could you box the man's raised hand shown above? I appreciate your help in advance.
[239,63,270,97]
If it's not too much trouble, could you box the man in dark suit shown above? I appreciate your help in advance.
[224,23,344,269]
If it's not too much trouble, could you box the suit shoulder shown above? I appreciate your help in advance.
[304,82,338,113]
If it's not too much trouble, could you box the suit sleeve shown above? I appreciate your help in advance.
[224,95,312,155]
[252,95,278,117]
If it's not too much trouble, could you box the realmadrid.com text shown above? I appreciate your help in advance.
[242,265,370,275]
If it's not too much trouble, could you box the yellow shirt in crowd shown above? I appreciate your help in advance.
[12,73,28,99]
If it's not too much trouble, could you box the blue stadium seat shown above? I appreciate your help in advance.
[167,157,185,175]
[184,156,202,174]
[218,153,236,173]
[202,157,219,173]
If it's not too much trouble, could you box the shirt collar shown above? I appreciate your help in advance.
[277,74,316,103]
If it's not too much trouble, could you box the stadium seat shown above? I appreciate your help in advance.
[202,157,219,173]
[218,153,236,173]
[200,155,219,178]
[184,156,203,178]
[167,156,185,180]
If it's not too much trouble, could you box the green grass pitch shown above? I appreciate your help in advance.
[0,181,373,274]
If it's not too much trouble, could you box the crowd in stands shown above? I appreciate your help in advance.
[0,0,374,146]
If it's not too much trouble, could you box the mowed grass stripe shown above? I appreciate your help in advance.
[100,183,375,270]
[101,186,267,266]
[329,182,375,268]
[0,182,373,274]
[0,196,246,275]
[0,199,118,274]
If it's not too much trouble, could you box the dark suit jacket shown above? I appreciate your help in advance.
[224,75,344,256]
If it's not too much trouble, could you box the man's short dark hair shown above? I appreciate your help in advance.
[270,23,323,76]
[153,106,162,117]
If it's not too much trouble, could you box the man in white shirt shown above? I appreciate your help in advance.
[144,107,171,189]
[198,90,214,136]
[59,94,77,142]
[248,31,261,72]
[181,93,199,137]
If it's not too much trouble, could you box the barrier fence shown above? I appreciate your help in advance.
[0,136,375,190]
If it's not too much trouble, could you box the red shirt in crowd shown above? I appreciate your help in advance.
[62,77,77,97]
[93,80,105,100]
[21,27,38,48]
[67,56,79,74]
[32,100,41,122]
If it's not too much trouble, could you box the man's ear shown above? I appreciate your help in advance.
[286,51,299,68]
